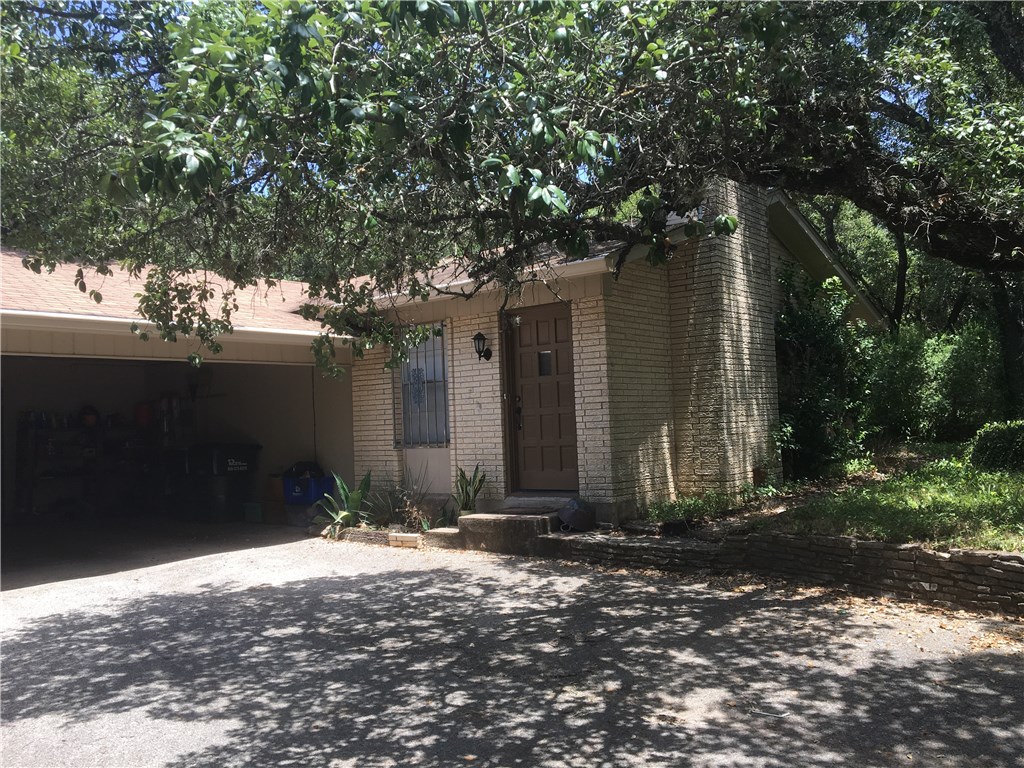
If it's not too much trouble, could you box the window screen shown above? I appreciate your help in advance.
[395,325,449,447]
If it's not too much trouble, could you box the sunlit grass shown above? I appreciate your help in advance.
[761,458,1024,551]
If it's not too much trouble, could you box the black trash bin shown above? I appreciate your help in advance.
[187,442,262,521]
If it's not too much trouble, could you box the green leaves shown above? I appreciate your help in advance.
[5,0,1024,370]
[712,214,738,235]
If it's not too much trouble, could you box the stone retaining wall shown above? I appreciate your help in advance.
[541,532,1024,614]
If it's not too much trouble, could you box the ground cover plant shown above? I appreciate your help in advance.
[644,492,734,524]
[756,450,1024,551]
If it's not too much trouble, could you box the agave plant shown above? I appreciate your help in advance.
[314,471,371,539]
[452,464,487,514]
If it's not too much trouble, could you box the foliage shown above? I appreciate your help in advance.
[313,470,371,538]
[3,2,1024,362]
[859,322,1007,442]
[363,462,454,529]
[802,198,980,332]
[803,195,1022,423]
[758,456,1024,552]
[860,326,930,440]
[921,324,1008,439]
[645,492,733,524]
[452,464,486,513]
[775,271,867,478]
[970,421,1024,472]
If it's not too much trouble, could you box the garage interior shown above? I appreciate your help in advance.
[1,355,353,583]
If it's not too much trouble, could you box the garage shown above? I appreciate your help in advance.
[1,250,354,579]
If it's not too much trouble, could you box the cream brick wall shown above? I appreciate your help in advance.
[351,346,403,482]
[573,297,613,503]
[670,179,780,495]
[602,261,676,506]
[353,179,783,514]
[447,312,506,501]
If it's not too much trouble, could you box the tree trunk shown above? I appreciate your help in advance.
[987,273,1024,418]
[891,229,909,332]
[943,274,972,332]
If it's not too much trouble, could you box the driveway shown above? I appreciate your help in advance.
[1,532,1022,767]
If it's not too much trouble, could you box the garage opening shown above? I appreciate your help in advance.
[1,355,352,586]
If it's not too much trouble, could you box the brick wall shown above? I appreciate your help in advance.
[543,531,1024,615]
[669,180,780,494]
[353,179,784,513]
[602,261,676,506]
[351,346,403,482]
[447,312,506,501]
[572,296,614,505]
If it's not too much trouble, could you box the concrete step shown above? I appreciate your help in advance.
[457,512,559,556]
[492,495,573,514]
[421,527,464,550]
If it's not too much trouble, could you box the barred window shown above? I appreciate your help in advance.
[395,325,449,447]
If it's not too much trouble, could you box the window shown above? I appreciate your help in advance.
[395,325,449,447]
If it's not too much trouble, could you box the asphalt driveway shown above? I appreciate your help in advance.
[1,531,1022,767]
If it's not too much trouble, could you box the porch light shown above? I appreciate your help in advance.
[473,331,492,361]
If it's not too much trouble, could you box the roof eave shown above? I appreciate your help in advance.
[765,191,889,327]
[369,252,616,308]
[0,309,345,347]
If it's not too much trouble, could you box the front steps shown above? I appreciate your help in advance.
[422,499,571,555]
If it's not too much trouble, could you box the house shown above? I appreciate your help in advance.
[0,179,879,529]
[0,252,354,521]
[350,180,882,523]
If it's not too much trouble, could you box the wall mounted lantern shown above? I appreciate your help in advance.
[473,331,492,361]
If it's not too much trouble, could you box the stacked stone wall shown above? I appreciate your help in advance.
[543,532,1024,615]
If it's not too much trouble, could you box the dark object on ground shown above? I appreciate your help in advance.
[558,499,595,532]
[284,461,324,479]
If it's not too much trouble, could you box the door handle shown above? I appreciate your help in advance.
[514,396,523,431]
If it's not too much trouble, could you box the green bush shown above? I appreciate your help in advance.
[859,322,1006,443]
[645,492,733,523]
[776,272,866,478]
[970,421,1024,471]
[922,323,1006,440]
[861,326,928,439]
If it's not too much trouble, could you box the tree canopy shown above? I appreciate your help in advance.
[2,0,1023,359]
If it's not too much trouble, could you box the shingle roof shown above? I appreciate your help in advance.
[0,247,322,333]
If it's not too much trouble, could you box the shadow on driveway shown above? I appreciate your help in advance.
[1,552,1021,767]
[0,520,308,590]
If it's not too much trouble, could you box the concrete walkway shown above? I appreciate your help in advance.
[1,531,1022,767]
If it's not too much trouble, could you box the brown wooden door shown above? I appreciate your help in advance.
[509,303,579,491]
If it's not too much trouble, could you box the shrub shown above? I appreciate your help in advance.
[922,323,1006,441]
[314,471,371,538]
[645,492,733,523]
[861,326,928,440]
[970,421,1024,471]
[452,464,487,513]
[776,271,866,478]
[365,463,435,528]
[859,322,1007,443]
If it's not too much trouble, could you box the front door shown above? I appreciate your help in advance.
[509,303,579,491]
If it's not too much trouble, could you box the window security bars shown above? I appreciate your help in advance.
[394,325,449,447]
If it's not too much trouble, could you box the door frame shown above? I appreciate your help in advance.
[501,302,579,494]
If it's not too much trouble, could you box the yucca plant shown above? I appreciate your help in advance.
[452,464,487,514]
[314,471,371,539]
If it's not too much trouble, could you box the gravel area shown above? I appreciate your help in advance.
[2,529,1023,767]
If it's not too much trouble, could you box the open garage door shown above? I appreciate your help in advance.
[1,355,352,584]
